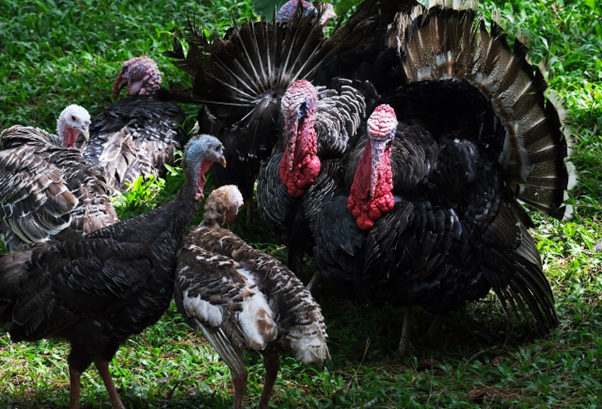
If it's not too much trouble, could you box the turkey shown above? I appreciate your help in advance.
[84,56,188,191]
[175,185,329,409]
[0,105,118,252]
[313,3,574,354]
[166,0,417,217]
[0,134,226,408]
[256,78,366,270]
[276,0,335,26]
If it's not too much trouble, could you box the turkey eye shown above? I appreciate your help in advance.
[71,115,76,121]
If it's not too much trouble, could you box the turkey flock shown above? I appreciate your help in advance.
[0,0,576,407]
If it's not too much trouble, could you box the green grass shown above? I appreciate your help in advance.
[1,0,601,408]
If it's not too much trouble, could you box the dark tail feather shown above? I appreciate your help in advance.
[482,201,558,333]
[389,3,575,220]
[484,242,559,333]
[166,8,329,120]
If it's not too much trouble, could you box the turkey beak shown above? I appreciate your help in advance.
[217,155,227,168]
[80,126,90,142]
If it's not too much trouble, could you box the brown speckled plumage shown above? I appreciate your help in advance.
[0,122,118,252]
[176,185,328,409]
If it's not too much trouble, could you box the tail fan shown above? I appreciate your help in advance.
[482,198,559,332]
[388,2,574,220]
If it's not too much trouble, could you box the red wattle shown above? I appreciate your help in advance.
[348,141,394,230]
[279,152,320,198]
[279,117,320,199]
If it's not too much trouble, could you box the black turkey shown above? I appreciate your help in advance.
[166,0,417,214]
[0,105,118,252]
[256,78,366,270]
[314,3,575,354]
[176,185,328,409]
[84,56,188,191]
[0,134,226,408]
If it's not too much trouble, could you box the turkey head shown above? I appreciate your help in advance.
[277,0,336,27]
[201,185,244,229]
[56,104,90,148]
[279,79,320,199]
[184,134,227,200]
[112,56,162,98]
[348,104,397,230]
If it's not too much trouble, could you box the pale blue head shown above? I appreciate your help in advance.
[184,134,226,200]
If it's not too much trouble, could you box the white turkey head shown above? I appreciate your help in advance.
[184,134,226,201]
[348,104,397,230]
[202,185,244,229]
[277,0,336,27]
[112,56,162,99]
[279,79,320,199]
[56,104,91,148]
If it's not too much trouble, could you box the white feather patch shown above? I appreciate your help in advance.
[235,267,277,350]
[181,289,223,327]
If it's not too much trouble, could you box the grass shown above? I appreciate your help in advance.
[1,0,601,408]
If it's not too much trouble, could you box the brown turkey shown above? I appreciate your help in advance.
[0,105,118,252]
[83,56,188,191]
[313,3,575,354]
[175,185,329,409]
[0,134,226,408]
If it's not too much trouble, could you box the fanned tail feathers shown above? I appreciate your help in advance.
[482,199,559,332]
[389,1,574,220]
[167,8,330,124]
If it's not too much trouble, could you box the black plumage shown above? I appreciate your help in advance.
[175,185,328,409]
[166,0,418,204]
[256,79,366,269]
[0,135,226,408]
[314,3,573,353]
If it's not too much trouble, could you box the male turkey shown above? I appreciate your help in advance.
[176,185,329,409]
[84,56,188,191]
[314,3,575,354]
[0,105,118,252]
[256,78,366,270]
[0,135,226,408]
[166,0,417,215]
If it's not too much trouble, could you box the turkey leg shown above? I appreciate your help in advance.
[397,307,413,356]
[69,366,82,409]
[259,350,280,409]
[231,367,248,409]
[95,359,126,409]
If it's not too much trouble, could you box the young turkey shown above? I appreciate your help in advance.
[314,3,574,354]
[0,134,225,408]
[175,185,329,409]
[84,56,188,191]
[0,105,118,252]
